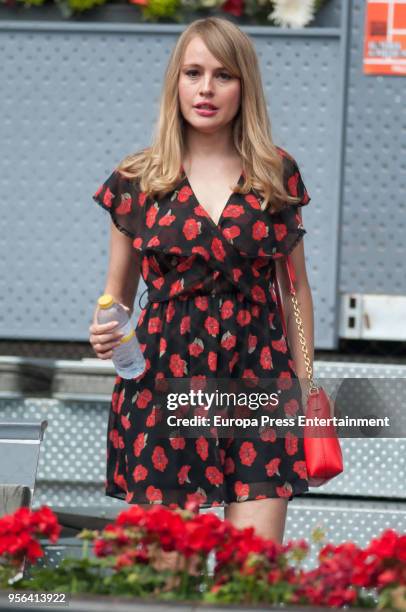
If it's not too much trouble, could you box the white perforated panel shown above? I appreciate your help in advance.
[0,21,344,349]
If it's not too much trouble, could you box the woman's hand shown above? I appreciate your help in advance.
[88,304,125,360]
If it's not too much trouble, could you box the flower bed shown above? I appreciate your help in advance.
[0,0,328,26]
[0,503,405,610]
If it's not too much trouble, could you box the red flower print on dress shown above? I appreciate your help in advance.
[229,352,239,373]
[158,212,176,226]
[208,351,217,372]
[159,337,167,356]
[133,464,148,482]
[222,225,241,241]
[166,301,176,323]
[222,204,245,219]
[112,389,125,414]
[154,282,167,299]
[115,192,132,215]
[188,338,205,359]
[211,237,226,262]
[274,224,288,241]
[170,436,186,450]
[186,489,207,507]
[121,415,131,430]
[272,337,288,353]
[146,486,163,503]
[252,220,269,241]
[189,338,204,357]
[152,446,168,472]
[276,482,293,498]
[205,316,220,337]
[232,268,243,282]
[245,193,262,209]
[109,429,124,449]
[265,457,281,477]
[235,481,250,501]
[192,245,210,261]
[293,460,308,479]
[180,316,191,335]
[260,346,273,370]
[146,236,161,248]
[205,466,224,486]
[236,310,252,326]
[224,457,235,475]
[221,331,237,351]
[183,218,200,241]
[146,406,162,427]
[133,237,143,250]
[133,432,147,457]
[260,427,277,442]
[239,441,257,466]
[220,300,234,319]
[169,278,185,298]
[285,431,299,456]
[134,388,152,409]
[277,371,293,391]
[113,465,127,490]
[177,185,193,203]
[146,204,158,228]
[196,436,209,460]
[178,465,191,485]
[102,187,114,208]
[169,354,187,376]
[284,399,299,417]
[148,317,162,334]
[251,284,266,304]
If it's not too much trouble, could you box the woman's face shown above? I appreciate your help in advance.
[178,36,241,135]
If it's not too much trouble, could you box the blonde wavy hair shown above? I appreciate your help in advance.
[116,16,301,213]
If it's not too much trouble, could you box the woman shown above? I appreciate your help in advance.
[89,16,314,545]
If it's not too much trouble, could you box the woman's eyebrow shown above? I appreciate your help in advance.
[182,63,227,70]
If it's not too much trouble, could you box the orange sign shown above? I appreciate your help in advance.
[364,0,406,75]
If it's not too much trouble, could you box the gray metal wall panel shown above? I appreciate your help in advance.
[0,21,344,349]
[1,391,405,500]
[340,0,406,295]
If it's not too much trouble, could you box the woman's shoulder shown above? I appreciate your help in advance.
[274,144,301,171]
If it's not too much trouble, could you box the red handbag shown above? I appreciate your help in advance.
[274,255,344,487]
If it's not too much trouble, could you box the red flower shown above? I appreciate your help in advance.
[221,0,244,16]
[115,191,132,215]
[239,441,257,466]
[211,237,226,262]
[252,220,268,241]
[205,466,224,486]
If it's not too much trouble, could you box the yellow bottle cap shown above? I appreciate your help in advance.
[98,294,114,309]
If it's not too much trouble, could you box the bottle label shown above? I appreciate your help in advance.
[117,320,134,343]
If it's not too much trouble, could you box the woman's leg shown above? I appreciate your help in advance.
[224,498,289,544]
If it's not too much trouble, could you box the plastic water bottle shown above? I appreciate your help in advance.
[96,294,146,379]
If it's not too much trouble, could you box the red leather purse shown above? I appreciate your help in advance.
[274,255,344,487]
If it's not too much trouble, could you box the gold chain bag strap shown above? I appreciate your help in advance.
[275,255,344,487]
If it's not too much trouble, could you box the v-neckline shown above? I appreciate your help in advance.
[180,165,245,229]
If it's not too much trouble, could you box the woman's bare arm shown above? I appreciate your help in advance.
[103,222,142,317]
[274,210,314,384]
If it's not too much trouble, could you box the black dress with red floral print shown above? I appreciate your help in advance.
[92,145,312,510]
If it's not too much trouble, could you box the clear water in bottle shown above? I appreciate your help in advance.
[96,294,146,379]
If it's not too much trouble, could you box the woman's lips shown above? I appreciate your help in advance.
[194,107,219,117]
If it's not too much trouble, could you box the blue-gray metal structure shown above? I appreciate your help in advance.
[0,0,356,350]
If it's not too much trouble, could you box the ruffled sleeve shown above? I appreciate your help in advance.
[268,152,311,258]
[92,168,146,250]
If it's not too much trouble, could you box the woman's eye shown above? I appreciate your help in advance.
[184,70,232,80]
